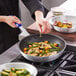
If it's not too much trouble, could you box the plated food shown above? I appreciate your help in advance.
[0,68,30,76]
[23,41,60,57]
[0,63,37,76]
[49,15,76,33]
[54,21,72,28]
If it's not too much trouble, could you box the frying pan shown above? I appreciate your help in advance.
[15,23,66,62]
[19,34,66,62]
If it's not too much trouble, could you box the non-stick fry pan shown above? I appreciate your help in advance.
[19,34,66,62]
[15,23,66,62]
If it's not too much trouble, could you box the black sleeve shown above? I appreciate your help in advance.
[22,0,44,19]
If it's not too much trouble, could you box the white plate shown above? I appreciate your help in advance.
[0,62,38,76]
[49,15,76,33]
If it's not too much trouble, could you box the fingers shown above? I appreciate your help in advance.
[13,16,21,24]
[4,16,22,28]
[10,22,17,28]
[39,21,51,34]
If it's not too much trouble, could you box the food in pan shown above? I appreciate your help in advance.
[0,68,30,76]
[54,21,72,28]
[23,41,60,57]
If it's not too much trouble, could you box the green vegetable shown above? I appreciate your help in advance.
[24,69,29,75]
[29,50,35,54]
[16,71,24,75]
[32,45,39,48]
[42,50,46,55]
[18,73,24,76]
[26,41,61,57]
[26,48,30,50]
[15,68,23,71]
[27,42,34,45]
[1,71,9,76]
[3,69,10,73]
[0,68,30,76]
[50,48,60,52]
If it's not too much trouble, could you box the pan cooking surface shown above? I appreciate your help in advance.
[19,34,65,52]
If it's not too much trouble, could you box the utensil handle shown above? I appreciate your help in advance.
[39,24,42,33]
[15,23,22,27]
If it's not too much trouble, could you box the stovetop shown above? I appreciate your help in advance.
[12,45,76,76]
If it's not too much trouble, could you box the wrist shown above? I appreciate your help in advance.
[35,10,44,21]
[0,16,7,22]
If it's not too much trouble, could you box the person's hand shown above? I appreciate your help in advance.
[36,18,51,34]
[35,11,51,34]
[3,16,21,28]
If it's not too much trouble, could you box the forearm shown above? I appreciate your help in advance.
[0,16,6,22]
[22,0,44,19]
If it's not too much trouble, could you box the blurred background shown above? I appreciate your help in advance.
[19,0,66,28]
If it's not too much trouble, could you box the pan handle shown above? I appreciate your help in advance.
[15,23,22,27]
[9,15,30,40]
[15,23,30,40]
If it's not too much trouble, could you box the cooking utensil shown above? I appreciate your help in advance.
[49,15,76,33]
[10,15,30,37]
[15,23,66,62]
[39,24,43,37]
[15,23,30,36]
[19,34,66,62]
[0,62,38,76]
